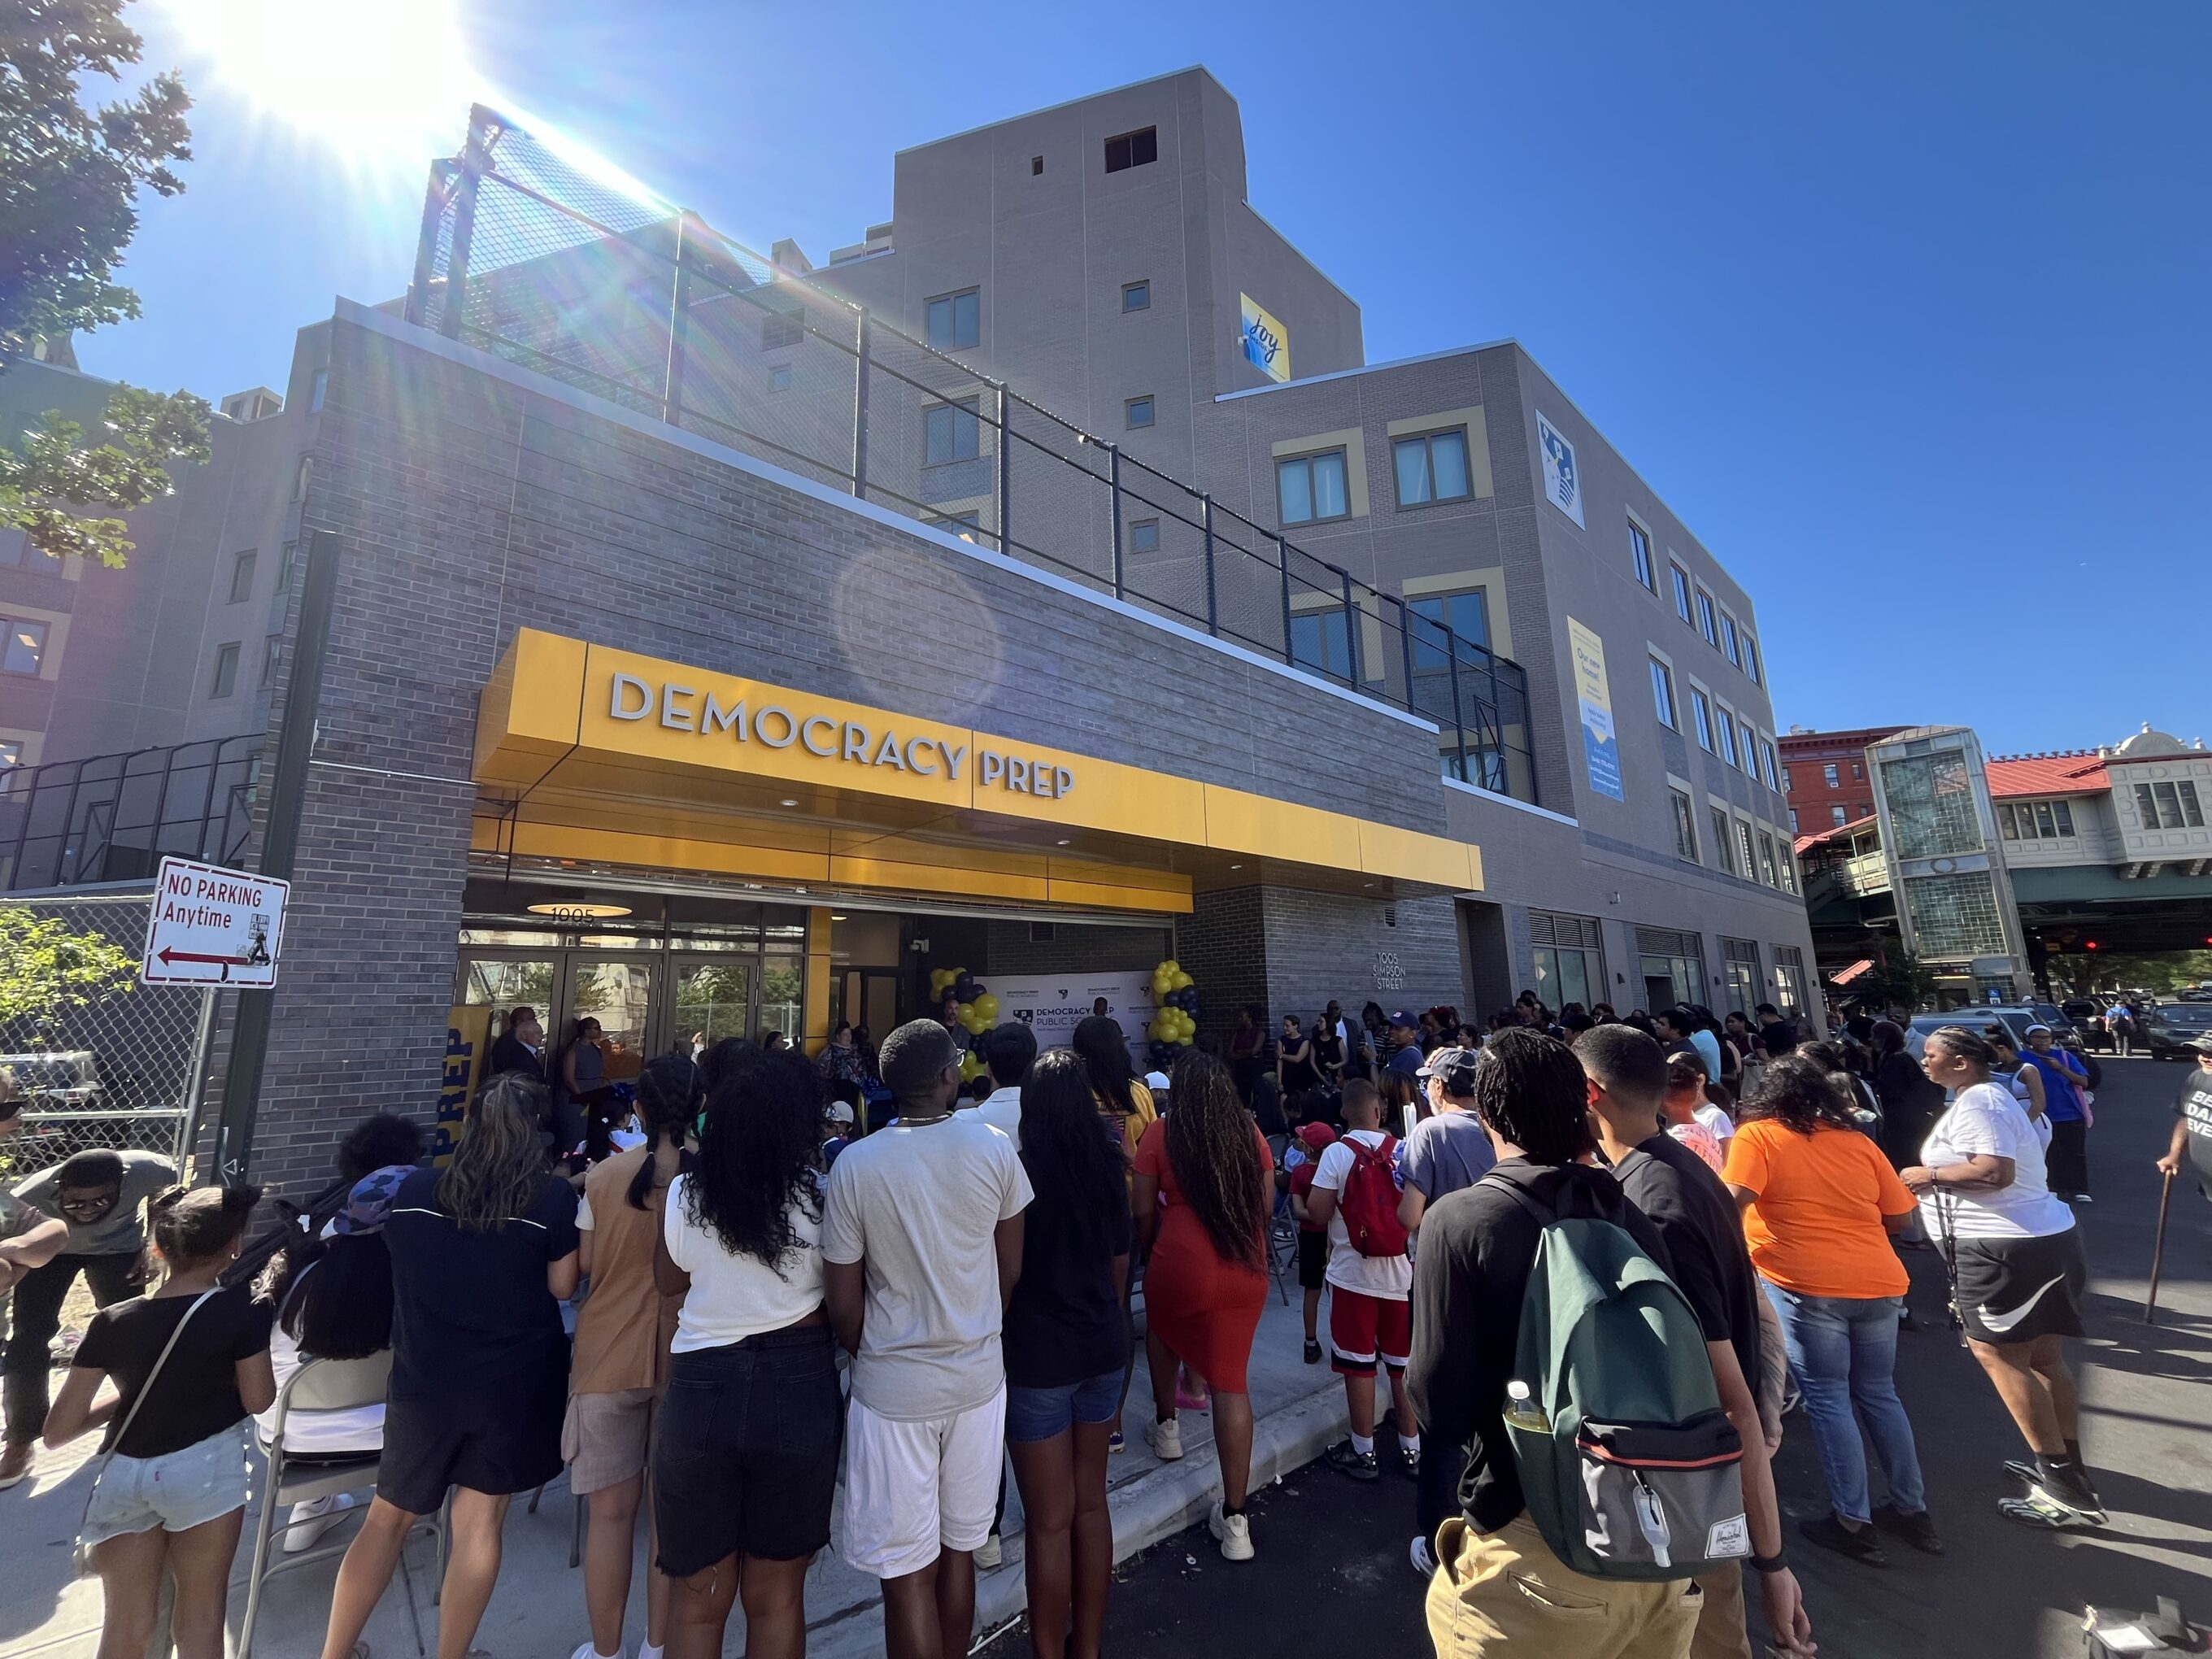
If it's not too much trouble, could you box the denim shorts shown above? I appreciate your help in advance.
[82,1423,250,1546]
[1005,1369,1121,1444]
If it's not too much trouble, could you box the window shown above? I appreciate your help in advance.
[1716,710,1739,767]
[293,455,312,503]
[0,742,19,769]
[761,306,803,350]
[1855,801,1872,818]
[1670,789,1699,861]
[1831,805,1848,828]
[0,529,22,567]
[1742,634,1761,685]
[227,549,257,603]
[1720,612,1740,667]
[1530,912,1605,1012]
[1690,690,1714,751]
[1,619,46,676]
[925,289,980,351]
[1125,395,1155,429]
[923,397,981,464]
[1030,155,1043,176]
[1649,659,1677,729]
[1782,766,1793,792]
[1130,518,1160,554]
[1411,590,1490,661]
[260,635,282,688]
[1627,520,1656,590]
[1760,742,1779,790]
[1121,280,1151,311]
[1757,833,1780,888]
[1695,589,1719,647]
[1773,944,1807,1009]
[1290,609,1353,678]
[276,540,298,595]
[1670,564,1692,623]
[308,368,327,412]
[209,642,240,699]
[2001,799,2079,839]
[1104,126,1158,172]
[1737,820,1758,879]
[926,511,981,540]
[1393,429,1472,507]
[768,364,793,393]
[1789,808,1800,833]
[1822,762,1840,789]
[1276,449,1349,525]
[2136,781,2206,830]
[1851,762,1864,780]
[1712,807,1735,873]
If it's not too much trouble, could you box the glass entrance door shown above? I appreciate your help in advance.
[562,957,657,1059]
[671,957,755,1053]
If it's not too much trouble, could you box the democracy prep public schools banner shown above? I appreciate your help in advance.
[991,972,1157,1070]
[1566,616,1625,802]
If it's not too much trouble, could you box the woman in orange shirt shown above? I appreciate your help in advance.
[1722,1056,1939,1568]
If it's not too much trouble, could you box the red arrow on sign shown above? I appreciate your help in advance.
[157,947,250,967]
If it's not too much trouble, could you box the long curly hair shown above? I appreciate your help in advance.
[626,1053,703,1212]
[438,1073,551,1233]
[683,1050,825,1277]
[1163,1050,1267,1273]
[1018,1049,1129,1256]
[1740,1055,1861,1137]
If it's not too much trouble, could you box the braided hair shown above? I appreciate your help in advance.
[1740,1055,1861,1137]
[1163,1050,1267,1273]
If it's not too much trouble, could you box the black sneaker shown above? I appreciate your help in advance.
[1398,1443,1421,1482]
[1302,1339,1322,1365]
[1799,1513,1889,1567]
[2002,1484,2103,1531]
[1324,1439,1379,1482]
[1871,1502,1944,1555]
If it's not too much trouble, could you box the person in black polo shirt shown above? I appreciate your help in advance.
[1579,1025,1814,1659]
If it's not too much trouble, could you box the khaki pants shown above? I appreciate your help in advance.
[1426,1516,1703,1659]
[1689,1562,1753,1659]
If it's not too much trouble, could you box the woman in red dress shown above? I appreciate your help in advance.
[1133,1051,1274,1561]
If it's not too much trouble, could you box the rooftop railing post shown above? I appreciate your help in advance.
[1342,572,1363,689]
[995,381,1011,554]
[1397,597,1417,713]
[1447,643,1470,785]
[1201,494,1218,636]
[1275,533,1295,668]
[439,110,494,341]
[404,159,456,329]
[851,307,871,500]
[662,213,694,425]
[1109,444,1125,600]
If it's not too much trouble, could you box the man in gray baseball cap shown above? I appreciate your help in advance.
[2157,1034,2212,1200]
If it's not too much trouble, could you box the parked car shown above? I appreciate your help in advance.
[1903,1008,2041,1060]
[2142,1002,2212,1060]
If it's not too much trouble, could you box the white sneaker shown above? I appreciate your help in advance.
[974,1532,1002,1570]
[283,1491,357,1553]
[1146,1417,1183,1461]
[1209,1501,1253,1562]
[1409,1534,1439,1578]
[568,1643,624,1659]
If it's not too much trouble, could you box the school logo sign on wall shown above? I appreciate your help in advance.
[1566,616,1625,802]
[1536,411,1583,527]
[1239,294,1291,384]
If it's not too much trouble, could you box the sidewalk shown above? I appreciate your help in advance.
[0,1265,1348,1658]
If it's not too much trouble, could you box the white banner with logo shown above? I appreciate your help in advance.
[994,972,1158,1069]
[1536,410,1583,527]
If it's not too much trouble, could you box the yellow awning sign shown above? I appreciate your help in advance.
[475,629,1481,907]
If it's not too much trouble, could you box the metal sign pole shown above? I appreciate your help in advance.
[179,986,220,1182]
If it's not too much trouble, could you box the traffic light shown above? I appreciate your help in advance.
[2084,940,2098,951]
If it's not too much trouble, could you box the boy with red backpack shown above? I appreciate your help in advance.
[1302,1077,1418,1480]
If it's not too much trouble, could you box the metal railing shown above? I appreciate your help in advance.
[402,107,1538,803]
[0,734,261,894]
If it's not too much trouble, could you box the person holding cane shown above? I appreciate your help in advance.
[2155,1034,2212,1200]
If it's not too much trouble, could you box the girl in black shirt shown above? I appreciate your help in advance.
[47,1184,273,1659]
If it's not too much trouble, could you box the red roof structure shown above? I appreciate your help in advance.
[1983,752,2108,799]
[1792,813,1876,857]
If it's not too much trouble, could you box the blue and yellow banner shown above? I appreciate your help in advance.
[1567,617,1624,802]
[1239,294,1290,384]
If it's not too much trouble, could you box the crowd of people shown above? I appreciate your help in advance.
[0,974,2193,1659]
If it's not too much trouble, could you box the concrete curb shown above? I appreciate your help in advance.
[812,1381,1349,1658]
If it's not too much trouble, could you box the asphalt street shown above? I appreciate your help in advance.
[984,1054,2212,1659]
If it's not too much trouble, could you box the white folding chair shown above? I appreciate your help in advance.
[239,1351,442,1658]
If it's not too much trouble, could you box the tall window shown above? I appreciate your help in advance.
[2136,781,2206,830]
[1411,590,1490,661]
[308,368,328,412]
[210,642,240,699]
[227,549,257,603]
[1629,521,1656,590]
[1695,589,1719,647]
[2001,799,2079,839]
[1712,807,1736,873]
[1788,808,1800,833]
[760,304,803,350]
[1104,126,1158,172]
[1290,609,1353,678]
[1691,690,1714,751]
[925,289,980,351]
[1831,804,1848,828]
[924,397,981,464]
[1742,634,1761,685]
[0,618,46,676]
[1822,762,1840,788]
[1781,765,1792,792]
[1277,450,1350,525]
[1670,564,1693,623]
[1531,912,1605,1012]
[1670,789,1699,861]
[1649,658,1677,729]
[1720,612,1741,668]
[1715,710,1739,767]
[1393,429,1471,507]
[1760,741,1779,789]
[1737,820,1758,880]
[1757,832,1780,887]
[260,635,282,688]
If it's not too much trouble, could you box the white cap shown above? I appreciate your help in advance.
[1145,1070,1171,1090]
[825,1100,856,1126]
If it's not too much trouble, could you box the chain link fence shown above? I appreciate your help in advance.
[404,107,1540,804]
[1,892,208,1182]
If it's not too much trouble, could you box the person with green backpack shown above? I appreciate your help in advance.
[1407,1030,1759,1659]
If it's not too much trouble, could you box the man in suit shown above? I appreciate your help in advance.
[489,1006,546,1082]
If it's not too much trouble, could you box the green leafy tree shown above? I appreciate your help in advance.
[0,0,208,568]
[0,908,136,1033]
[1859,947,1937,1013]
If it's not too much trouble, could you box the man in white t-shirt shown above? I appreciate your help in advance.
[824,1019,1032,1657]
[954,1021,1034,1139]
[1301,1078,1418,1483]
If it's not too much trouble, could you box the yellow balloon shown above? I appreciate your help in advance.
[1161,960,1180,976]
[1170,971,1193,991]
[971,993,999,1022]
[930,968,954,994]
[960,1050,984,1078]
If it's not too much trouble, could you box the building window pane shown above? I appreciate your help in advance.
[1629,521,1655,590]
[769,364,793,393]
[1781,766,1792,792]
[1277,450,1349,525]
[228,549,256,603]
[1412,591,1489,663]
[1716,711,1739,766]
[1760,742,1778,788]
[2178,784,2202,828]
[0,742,19,768]
[1789,808,1800,833]
[1757,833,1779,887]
[1883,750,1985,858]
[1831,805,1848,828]
[1649,659,1676,729]
[2031,801,2056,838]
[1393,430,1470,507]
[308,368,328,412]
[1125,395,1155,429]
[1290,610,1352,678]
[925,289,980,351]
[1737,820,1758,878]
[210,642,240,698]
[761,305,803,350]
[1670,789,1698,861]
[1822,763,1840,788]
[1670,564,1692,622]
[1691,690,1713,751]
[260,635,281,688]
[1122,280,1151,311]
[1743,634,1760,684]
[1130,518,1160,554]
[924,398,981,464]
[1713,808,1735,873]
[1720,613,1740,667]
[1104,126,1158,172]
[1696,590,1718,646]
[2,619,47,676]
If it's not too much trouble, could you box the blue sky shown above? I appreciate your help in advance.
[89,1,2209,755]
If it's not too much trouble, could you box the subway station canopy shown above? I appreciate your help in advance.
[471,631,1483,917]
